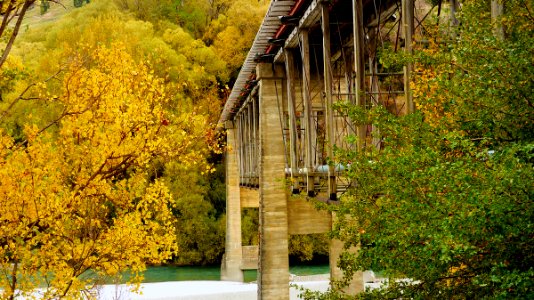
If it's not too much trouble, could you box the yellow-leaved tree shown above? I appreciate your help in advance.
[0,43,207,299]
[209,0,268,75]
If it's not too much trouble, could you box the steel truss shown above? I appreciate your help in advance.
[232,0,437,201]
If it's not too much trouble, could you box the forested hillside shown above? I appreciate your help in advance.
[0,0,272,298]
[3,0,530,299]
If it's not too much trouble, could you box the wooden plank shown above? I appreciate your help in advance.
[301,0,321,28]
[285,28,299,48]
[367,4,399,27]
[274,48,284,63]
[272,7,294,13]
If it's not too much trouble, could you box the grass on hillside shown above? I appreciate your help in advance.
[21,0,77,29]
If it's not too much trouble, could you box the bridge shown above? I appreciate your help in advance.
[217,0,503,299]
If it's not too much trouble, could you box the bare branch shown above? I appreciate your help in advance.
[0,1,15,38]
[48,0,66,10]
[0,67,63,122]
[0,0,36,69]
[7,4,21,25]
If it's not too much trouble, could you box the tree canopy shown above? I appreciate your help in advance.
[306,0,533,299]
[0,0,271,297]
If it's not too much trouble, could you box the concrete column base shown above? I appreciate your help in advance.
[221,253,244,282]
[330,238,364,295]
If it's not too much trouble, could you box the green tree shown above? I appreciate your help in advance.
[312,0,533,299]
[40,0,50,14]
[163,161,226,265]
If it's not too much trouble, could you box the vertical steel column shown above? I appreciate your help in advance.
[322,2,337,201]
[247,104,253,186]
[252,95,259,186]
[238,113,244,185]
[402,0,415,113]
[285,49,300,193]
[450,0,459,28]
[300,29,315,196]
[491,0,504,40]
[368,33,382,149]
[449,0,460,40]
[243,109,249,185]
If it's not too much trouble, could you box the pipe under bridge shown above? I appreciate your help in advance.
[219,0,440,298]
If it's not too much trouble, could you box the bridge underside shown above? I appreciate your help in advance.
[220,0,437,299]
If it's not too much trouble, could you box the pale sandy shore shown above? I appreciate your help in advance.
[94,280,330,300]
[18,273,386,299]
[93,274,385,300]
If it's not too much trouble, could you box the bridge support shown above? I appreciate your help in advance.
[221,124,244,282]
[321,2,337,201]
[257,63,290,300]
[402,0,415,113]
[329,213,365,294]
[219,0,432,298]
[491,0,504,40]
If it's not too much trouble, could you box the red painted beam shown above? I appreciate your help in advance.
[264,0,307,55]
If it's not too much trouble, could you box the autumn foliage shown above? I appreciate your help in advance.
[0,0,272,297]
[0,44,213,298]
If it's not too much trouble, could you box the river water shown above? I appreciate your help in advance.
[139,264,330,283]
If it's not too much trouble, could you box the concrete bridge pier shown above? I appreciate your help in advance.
[330,213,364,294]
[221,125,244,282]
[257,63,290,300]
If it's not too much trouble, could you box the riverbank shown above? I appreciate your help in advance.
[93,273,385,299]
[17,273,388,299]
[94,279,329,300]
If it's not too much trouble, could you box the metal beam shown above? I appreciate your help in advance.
[402,0,414,113]
[491,0,504,40]
[300,29,316,196]
[322,2,337,201]
[353,0,366,148]
[285,49,299,192]
[275,0,321,61]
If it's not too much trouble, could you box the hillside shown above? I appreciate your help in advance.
[21,0,76,29]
